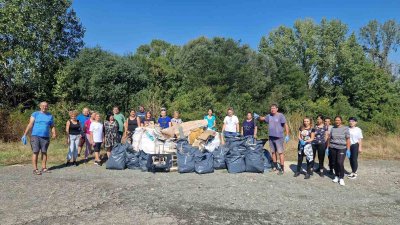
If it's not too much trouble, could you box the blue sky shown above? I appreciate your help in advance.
[72,0,400,62]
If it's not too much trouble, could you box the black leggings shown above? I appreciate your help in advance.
[297,146,312,173]
[330,148,346,179]
[312,143,326,170]
[350,143,359,173]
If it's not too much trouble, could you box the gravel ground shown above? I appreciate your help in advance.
[0,160,399,225]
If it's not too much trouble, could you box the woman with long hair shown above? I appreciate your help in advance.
[104,113,119,158]
[312,114,329,177]
[294,117,315,179]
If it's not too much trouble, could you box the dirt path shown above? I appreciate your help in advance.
[0,160,399,225]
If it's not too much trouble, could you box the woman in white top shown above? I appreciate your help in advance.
[348,117,363,179]
[89,113,104,166]
[222,107,239,138]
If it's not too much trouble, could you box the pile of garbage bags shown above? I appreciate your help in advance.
[177,135,272,174]
[105,120,272,174]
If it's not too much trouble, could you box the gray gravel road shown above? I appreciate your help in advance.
[0,160,399,225]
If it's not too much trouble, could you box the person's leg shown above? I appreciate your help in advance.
[32,153,39,170]
[85,134,92,159]
[106,147,111,158]
[318,143,325,173]
[330,148,338,177]
[328,148,335,174]
[41,153,47,169]
[296,146,303,173]
[337,149,346,179]
[94,143,101,163]
[269,137,278,170]
[73,135,80,162]
[67,135,74,163]
[40,137,50,170]
[276,137,285,173]
[78,133,85,156]
[312,144,318,170]
[350,143,359,174]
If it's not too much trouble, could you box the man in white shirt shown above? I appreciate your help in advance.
[348,117,363,179]
[222,108,239,138]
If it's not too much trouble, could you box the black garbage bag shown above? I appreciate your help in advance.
[176,139,199,173]
[212,145,229,169]
[139,150,149,172]
[226,136,246,149]
[106,143,127,170]
[263,150,272,170]
[195,151,214,174]
[225,149,246,173]
[125,148,140,169]
[245,147,264,173]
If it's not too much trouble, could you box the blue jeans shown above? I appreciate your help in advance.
[224,131,239,138]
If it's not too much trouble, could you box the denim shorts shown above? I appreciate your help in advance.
[30,136,50,153]
[269,136,284,153]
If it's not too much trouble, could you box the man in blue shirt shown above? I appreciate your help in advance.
[136,105,146,123]
[158,109,171,129]
[22,102,57,175]
[76,107,90,157]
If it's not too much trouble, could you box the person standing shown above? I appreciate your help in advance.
[141,111,156,127]
[22,102,56,175]
[65,110,81,166]
[83,112,96,162]
[327,116,351,186]
[158,109,172,129]
[204,109,216,131]
[324,116,335,175]
[171,111,183,126]
[104,113,119,158]
[294,117,315,179]
[259,104,290,175]
[123,109,140,144]
[113,106,125,143]
[348,117,363,179]
[312,115,329,177]
[222,108,239,138]
[241,112,257,138]
[136,105,146,123]
[77,107,90,157]
[89,113,104,166]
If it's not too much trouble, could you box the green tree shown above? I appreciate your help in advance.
[0,0,84,107]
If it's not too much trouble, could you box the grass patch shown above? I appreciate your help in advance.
[1,135,399,166]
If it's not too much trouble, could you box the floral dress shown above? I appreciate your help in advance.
[104,120,119,148]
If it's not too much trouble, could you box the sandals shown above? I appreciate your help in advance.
[33,169,42,175]
[41,168,51,173]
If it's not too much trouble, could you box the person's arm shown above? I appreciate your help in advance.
[90,131,94,145]
[23,116,35,136]
[346,137,351,150]
[122,120,128,140]
[213,117,216,129]
[298,130,302,141]
[222,123,226,133]
[259,116,266,121]
[236,121,239,133]
[254,125,258,138]
[307,131,315,143]
[358,139,362,153]
[66,121,70,144]
[240,126,244,136]
[285,123,290,137]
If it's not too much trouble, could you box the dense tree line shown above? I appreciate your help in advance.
[1,0,400,135]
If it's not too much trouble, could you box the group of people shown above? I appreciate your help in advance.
[22,102,363,186]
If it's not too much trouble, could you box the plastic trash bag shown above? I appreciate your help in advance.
[204,132,221,152]
[195,152,214,174]
[131,127,144,151]
[263,150,272,170]
[139,129,157,154]
[245,147,264,173]
[106,143,127,170]
[212,145,229,169]
[176,139,198,173]
[225,149,246,174]
[125,149,140,169]
[139,150,149,172]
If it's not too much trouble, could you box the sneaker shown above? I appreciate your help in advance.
[277,170,284,175]
[73,161,78,167]
[293,172,301,177]
[319,170,324,178]
[65,161,70,167]
[94,161,100,166]
[348,173,358,179]
[304,173,310,179]
[332,176,339,183]
[339,179,345,186]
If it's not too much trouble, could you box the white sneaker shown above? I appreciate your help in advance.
[348,173,358,179]
[332,176,339,183]
[339,179,345,186]
[347,172,354,177]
